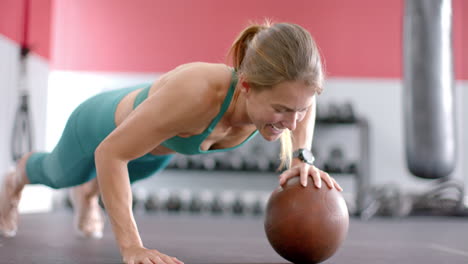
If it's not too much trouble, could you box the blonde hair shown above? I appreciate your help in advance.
[228,20,324,170]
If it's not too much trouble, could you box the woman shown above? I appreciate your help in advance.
[0,22,342,264]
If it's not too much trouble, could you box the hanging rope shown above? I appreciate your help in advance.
[11,0,34,162]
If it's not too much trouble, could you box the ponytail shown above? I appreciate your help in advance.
[228,22,270,70]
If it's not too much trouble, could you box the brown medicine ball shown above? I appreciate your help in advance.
[264,176,349,264]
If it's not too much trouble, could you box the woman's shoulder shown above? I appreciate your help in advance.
[143,63,233,134]
[162,62,234,105]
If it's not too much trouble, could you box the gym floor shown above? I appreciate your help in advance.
[1,212,467,264]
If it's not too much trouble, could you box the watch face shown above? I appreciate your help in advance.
[294,149,314,164]
[302,150,314,162]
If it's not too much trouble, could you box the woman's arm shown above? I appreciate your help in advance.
[280,95,343,191]
[291,95,316,156]
[95,68,218,263]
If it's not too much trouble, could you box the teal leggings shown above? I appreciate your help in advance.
[26,85,174,189]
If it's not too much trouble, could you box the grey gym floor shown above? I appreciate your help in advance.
[0,212,467,264]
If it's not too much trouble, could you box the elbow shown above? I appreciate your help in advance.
[94,142,107,162]
[94,141,128,165]
[94,141,116,165]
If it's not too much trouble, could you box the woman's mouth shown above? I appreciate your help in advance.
[267,124,283,134]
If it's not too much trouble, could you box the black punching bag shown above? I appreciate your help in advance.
[403,0,456,179]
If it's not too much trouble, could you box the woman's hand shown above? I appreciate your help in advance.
[278,162,343,191]
[121,246,184,264]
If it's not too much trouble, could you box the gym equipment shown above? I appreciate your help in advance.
[210,194,224,214]
[188,193,203,213]
[232,197,245,215]
[323,146,346,174]
[166,192,183,212]
[144,194,160,212]
[264,177,349,263]
[339,102,357,123]
[11,0,34,162]
[403,0,456,179]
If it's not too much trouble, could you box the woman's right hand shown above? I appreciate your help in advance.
[121,246,184,264]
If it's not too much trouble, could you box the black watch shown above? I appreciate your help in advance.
[293,148,315,165]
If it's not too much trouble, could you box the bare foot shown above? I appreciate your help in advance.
[69,178,104,239]
[0,170,22,237]
[0,152,31,237]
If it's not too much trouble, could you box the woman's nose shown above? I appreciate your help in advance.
[282,112,298,131]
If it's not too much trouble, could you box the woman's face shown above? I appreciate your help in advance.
[243,80,316,141]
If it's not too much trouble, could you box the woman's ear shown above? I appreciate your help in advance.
[238,74,251,94]
[241,81,250,92]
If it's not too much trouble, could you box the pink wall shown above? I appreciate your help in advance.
[452,0,465,80]
[1,0,465,79]
[51,0,404,78]
[458,0,467,79]
[0,0,52,59]
[51,0,466,79]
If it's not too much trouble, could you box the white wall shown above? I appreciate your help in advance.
[46,71,158,150]
[0,35,52,213]
[0,36,18,173]
[321,78,467,193]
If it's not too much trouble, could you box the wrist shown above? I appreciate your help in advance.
[120,243,144,254]
[117,233,143,253]
[292,148,315,165]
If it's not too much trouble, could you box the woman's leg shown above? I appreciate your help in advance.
[0,152,33,237]
[67,154,175,239]
[0,117,97,238]
[0,90,107,237]
[69,178,104,239]
[1,85,153,238]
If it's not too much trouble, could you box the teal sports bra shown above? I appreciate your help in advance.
[133,70,258,155]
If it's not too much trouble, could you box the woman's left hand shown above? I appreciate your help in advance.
[278,162,343,191]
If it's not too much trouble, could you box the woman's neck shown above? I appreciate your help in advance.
[225,82,252,128]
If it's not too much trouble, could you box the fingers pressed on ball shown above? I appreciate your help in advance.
[321,172,335,189]
[310,168,321,188]
[279,168,297,186]
[300,167,309,187]
[332,178,344,191]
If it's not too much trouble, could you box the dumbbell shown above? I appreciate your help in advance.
[252,199,264,216]
[232,196,245,215]
[188,156,203,170]
[323,147,347,174]
[144,193,160,212]
[201,156,217,171]
[243,156,259,171]
[326,102,341,123]
[229,154,245,171]
[257,156,271,172]
[188,193,204,213]
[211,194,225,215]
[346,162,358,174]
[174,155,190,170]
[339,101,357,123]
[145,189,170,213]
[166,192,184,213]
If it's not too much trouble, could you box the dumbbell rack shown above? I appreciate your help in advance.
[314,117,371,216]
[150,114,372,217]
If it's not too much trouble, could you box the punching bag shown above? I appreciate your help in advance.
[403,0,456,179]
